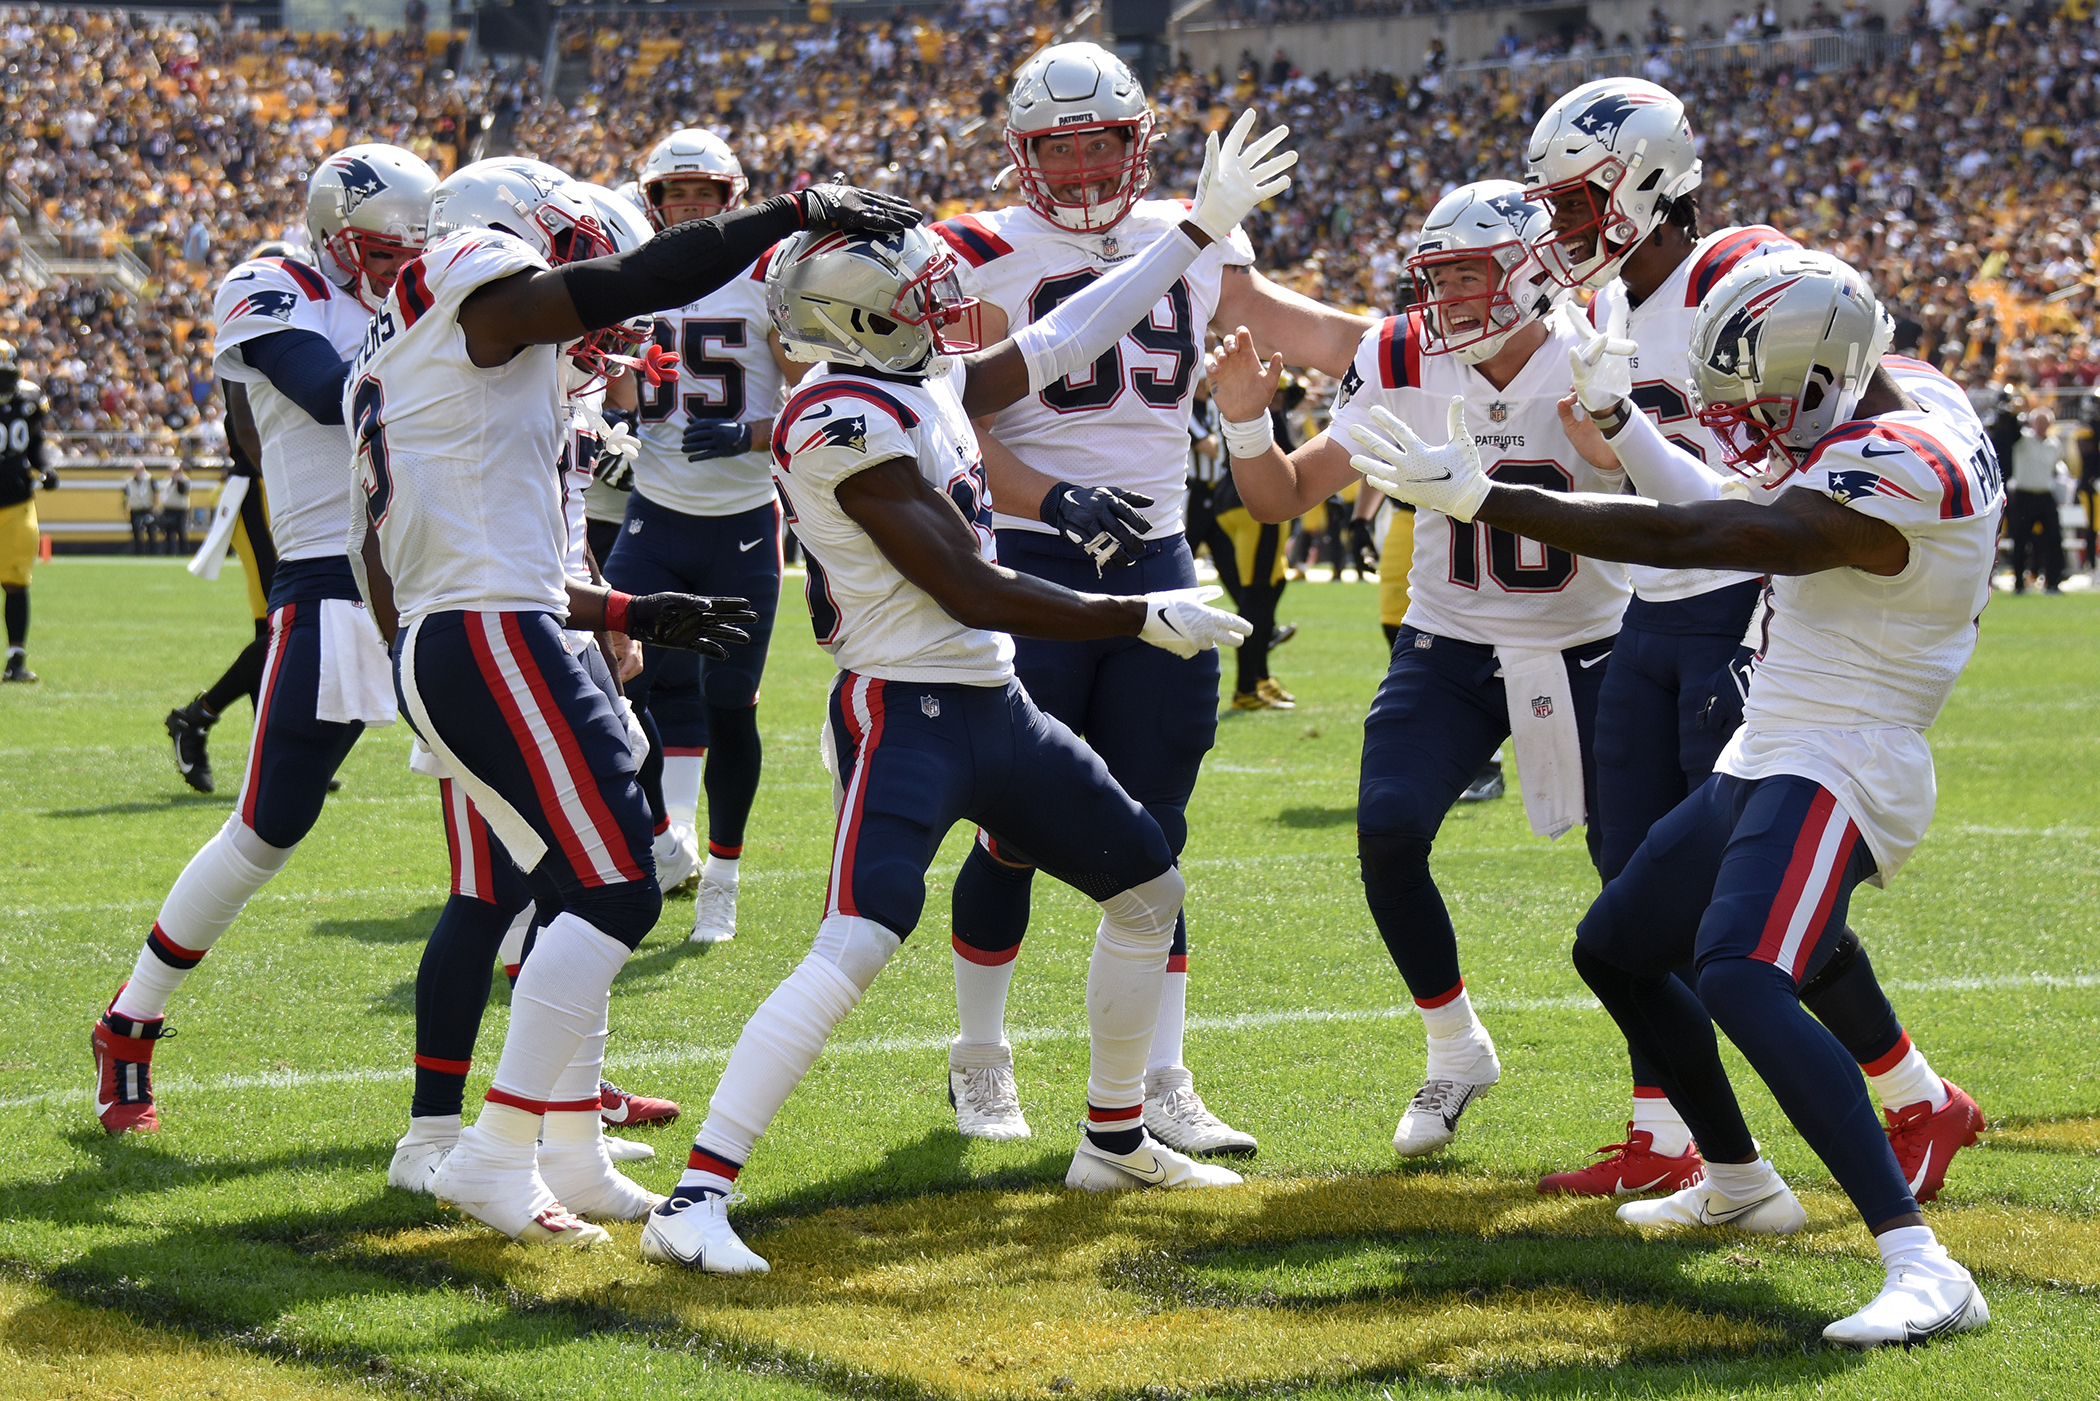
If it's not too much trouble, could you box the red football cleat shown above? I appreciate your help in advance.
[1884,1079,1984,1204]
[1538,1124,1705,1196]
[91,995,171,1135]
[600,1078,680,1128]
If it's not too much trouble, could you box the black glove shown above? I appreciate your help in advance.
[621,593,760,660]
[1038,481,1156,574]
[1696,644,1758,735]
[1346,516,1379,570]
[683,418,753,461]
[40,467,59,492]
[794,184,924,235]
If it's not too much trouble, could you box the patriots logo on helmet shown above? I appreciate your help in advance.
[227,289,298,323]
[1827,468,1922,505]
[1706,279,1801,377]
[1571,91,1665,151]
[807,414,868,454]
[327,155,389,216]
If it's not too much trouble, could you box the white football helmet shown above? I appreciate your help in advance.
[767,226,981,375]
[306,143,438,308]
[1406,181,1561,364]
[1004,42,1155,233]
[1688,249,1895,488]
[636,129,748,230]
[1523,78,1702,291]
[427,158,615,267]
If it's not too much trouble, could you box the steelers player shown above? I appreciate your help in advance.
[0,340,54,683]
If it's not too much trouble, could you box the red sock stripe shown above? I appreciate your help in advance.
[663,746,708,758]
[686,1148,742,1179]
[146,923,208,969]
[1165,954,1189,973]
[707,841,743,859]
[414,1054,472,1075]
[1087,1103,1144,1124]
[1415,980,1466,1010]
[951,934,1020,967]
[653,817,671,836]
[238,603,297,831]
[547,1096,605,1113]
[483,1086,549,1114]
[1859,1030,1915,1078]
[1631,1085,1669,1099]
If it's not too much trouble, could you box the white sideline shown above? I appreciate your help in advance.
[12,973,2095,1112]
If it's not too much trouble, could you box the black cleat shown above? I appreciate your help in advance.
[165,695,216,794]
[1457,758,1504,803]
[2,654,35,683]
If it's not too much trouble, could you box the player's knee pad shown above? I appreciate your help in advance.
[952,839,1034,954]
[1357,828,1433,897]
[1694,955,1796,1036]
[702,664,760,711]
[1095,866,1184,958]
[1796,924,1861,1001]
[558,876,662,951]
[1356,778,1443,854]
[809,912,904,994]
[225,815,296,877]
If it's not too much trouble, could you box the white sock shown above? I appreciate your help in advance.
[662,754,703,831]
[1419,989,1498,1083]
[1866,1038,1948,1113]
[550,983,610,1106]
[1875,1223,1964,1278]
[1417,986,1482,1041]
[695,952,863,1165]
[702,852,740,886]
[486,914,628,1107]
[496,907,531,979]
[1703,1155,1783,1202]
[1631,1092,1693,1158]
[113,817,291,1022]
[953,945,1017,1046]
[457,1098,542,1172]
[1146,967,1187,1074]
[1084,872,1181,1113]
[400,1113,461,1143]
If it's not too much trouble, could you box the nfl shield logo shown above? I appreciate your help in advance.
[1101,235,1119,259]
[1531,694,1554,718]
[1488,401,1510,425]
[921,695,941,719]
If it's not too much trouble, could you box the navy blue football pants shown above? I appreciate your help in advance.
[233,600,365,849]
[1575,771,1918,1227]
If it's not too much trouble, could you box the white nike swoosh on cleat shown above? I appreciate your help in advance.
[1906,1144,1935,1197]
[738,538,762,551]
[1617,1172,1670,1193]
[1110,1153,1170,1184]
[1698,1193,1779,1224]
[601,1098,631,1124]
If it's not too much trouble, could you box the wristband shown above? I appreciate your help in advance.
[604,590,633,635]
[1220,411,1275,459]
[1591,401,1632,438]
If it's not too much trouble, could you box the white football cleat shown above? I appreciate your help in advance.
[1393,1078,1494,1156]
[1066,1128,1244,1191]
[1616,1177,1807,1235]
[430,1143,608,1248]
[638,1191,770,1273]
[387,1117,458,1194]
[1144,1065,1257,1157]
[949,1039,1031,1141]
[654,823,701,893]
[689,869,738,944]
[1823,1261,1989,1347]
[603,1135,655,1163]
[539,1135,664,1221]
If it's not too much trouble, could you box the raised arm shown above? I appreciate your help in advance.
[1204,326,1359,522]
[1213,265,1374,379]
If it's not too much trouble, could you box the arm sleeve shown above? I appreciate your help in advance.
[1604,401,1727,504]
[560,197,806,333]
[240,329,350,426]
[1012,226,1203,394]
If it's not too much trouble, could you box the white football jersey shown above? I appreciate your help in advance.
[562,392,604,582]
[212,256,371,561]
[1326,310,1630,650]
[1590,224,1799,604]
[344,229,570,623]
[770,364,1013,685]
[1719,358,2002,882]
[632,243,788,517]
[935,199,1254,540]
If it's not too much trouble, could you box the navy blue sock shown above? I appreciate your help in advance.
[951,841,1033,957]
[412,893,518,1117]
[1357,829,1461,1001]
[1799,927,1906,1067]
[1573,942,1757,1161]
[703,702,764,853]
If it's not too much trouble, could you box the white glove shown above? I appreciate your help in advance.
[1560,302,1637,415]
[1189,108,1297,243]
[1138,584,1252,659]
[1346,398,1494,523]
[597,417,640,468]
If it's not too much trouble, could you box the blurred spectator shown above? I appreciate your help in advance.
[2006,408,2071,592]
[124,463,157,553]
[159,464,191,555]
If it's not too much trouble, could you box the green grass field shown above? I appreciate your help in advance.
[1,556,2095,1400]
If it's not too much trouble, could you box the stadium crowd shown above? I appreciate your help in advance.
[1,0,2095,453]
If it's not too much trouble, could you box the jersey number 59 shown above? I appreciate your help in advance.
[1028,273,1197,414]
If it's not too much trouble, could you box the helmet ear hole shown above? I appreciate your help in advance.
[868,313,897,336]
[1801,372,1830,415]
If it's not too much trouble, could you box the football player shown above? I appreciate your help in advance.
[641,115,1291,1274]
[89,145,438,1134]
[1206,181,1629,1157]
[607,129,812,944]
[0,339,54,683]
[1523,78,1981,1203]
[346,157,906,1246]
[1351,248,1995,1348]
[928,45,1371,1155]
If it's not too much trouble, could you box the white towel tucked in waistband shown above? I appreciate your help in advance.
[1495,644,1585,841]
[186,475,247,582]
[316,597,398,726]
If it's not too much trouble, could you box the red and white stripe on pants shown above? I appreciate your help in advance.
[825,673,888,919]
[234,601,298,832]
[438,777,500,903]
[1752,787,1862,982]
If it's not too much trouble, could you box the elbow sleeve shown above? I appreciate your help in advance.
[1608,405,1726,504]
[560,198,805,332]
[240,330,349,426]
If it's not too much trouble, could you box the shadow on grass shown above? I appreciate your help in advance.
[45,794,232,818]
[309,903,447,945]
[1277,805,1357,829]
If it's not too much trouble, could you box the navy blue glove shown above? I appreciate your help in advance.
[683,419,754,461]
[1697,644,1758,735]
[1038,481,1156,574]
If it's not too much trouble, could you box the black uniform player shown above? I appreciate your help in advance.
[0,339,55,683]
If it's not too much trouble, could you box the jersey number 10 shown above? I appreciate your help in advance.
[1447,461,1577,592]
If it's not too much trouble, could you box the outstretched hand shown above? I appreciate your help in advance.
[1189,109,1297,242]
[1346,397,1493,523]
[1560,302,1637,414]
[1138,584,1252,658]
[795,184,923,235]
[622,593,761,659]
[1204,325,1282,425]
